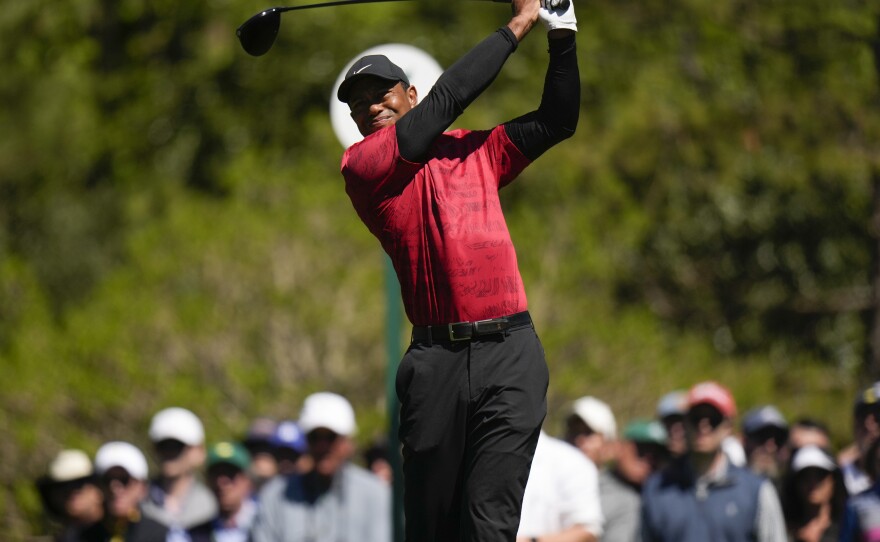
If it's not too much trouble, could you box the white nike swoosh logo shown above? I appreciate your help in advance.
[353,64,372,75]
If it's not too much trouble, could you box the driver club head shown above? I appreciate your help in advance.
[237,8,282,57]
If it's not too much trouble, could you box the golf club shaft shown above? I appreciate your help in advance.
[276,0,508,12]
[237,0,570,56]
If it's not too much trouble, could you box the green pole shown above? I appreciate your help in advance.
[384,255,405,542]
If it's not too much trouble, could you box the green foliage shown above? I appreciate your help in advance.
[1,0,878,538]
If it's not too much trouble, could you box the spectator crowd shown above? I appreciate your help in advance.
[34,382,880,542]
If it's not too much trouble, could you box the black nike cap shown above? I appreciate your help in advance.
[336,54,410,103]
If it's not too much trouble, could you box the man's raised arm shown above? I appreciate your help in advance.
[504,0,579,161]
[395,0,542,162]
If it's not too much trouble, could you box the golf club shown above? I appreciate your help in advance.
[237,0,570,56]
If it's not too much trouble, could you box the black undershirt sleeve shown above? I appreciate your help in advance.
[396,29,580,164]
[396,27,519,163]
[503,34,579,161]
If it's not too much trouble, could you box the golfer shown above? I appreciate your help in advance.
[337,0,578,539]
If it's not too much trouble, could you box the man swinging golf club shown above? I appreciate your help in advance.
[338,0,578,540]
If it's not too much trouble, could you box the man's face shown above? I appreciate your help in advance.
[101,467,147,519]
[307,428,352,478]
[686,404,731,455]
[244,440,279,482]
[347,77,417,137]
[154,439,204,479]
[744,425,789,479]
[661,414,687,457]
[207,463,252,516]
[565,415,606,465]
[55,479,104,524]
[273,446,303,476]
[616,440,668,486]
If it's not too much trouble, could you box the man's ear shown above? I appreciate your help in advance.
[407,85,418,107]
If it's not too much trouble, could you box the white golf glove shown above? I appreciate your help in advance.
[539,0,577,33]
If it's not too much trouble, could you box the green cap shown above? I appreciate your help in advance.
[206,441,251,471]
[623,419,667,445]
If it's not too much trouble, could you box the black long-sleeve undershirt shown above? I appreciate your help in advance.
[396,27,579,163]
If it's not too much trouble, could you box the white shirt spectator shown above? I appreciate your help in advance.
[518,431,604,539]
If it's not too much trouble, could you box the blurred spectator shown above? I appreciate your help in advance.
[600,419,668,542]
[840,382,880,495]
[79,441,168,542]
[189,442,257,542]
[742,405,790,484]
[251,392,390,542]
[242,417,279,492]
[788,418,831,452]
[657,390,688,458]
[516,430,603,542]
[270,420,310,476]
[362,438,393,486]
[780,445,846,542]
[36,449,104,541]
[641,381,786,542]
[565,396,618,467]
[141,407,218,536]
[657,388,746,467]
[840,437,880,541]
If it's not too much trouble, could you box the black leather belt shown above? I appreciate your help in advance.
[411,311,533,344]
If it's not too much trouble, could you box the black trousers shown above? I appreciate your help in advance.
[395,324,549,542]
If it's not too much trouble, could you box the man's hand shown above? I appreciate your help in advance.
[507,0,541,42]
[539,0,577,34]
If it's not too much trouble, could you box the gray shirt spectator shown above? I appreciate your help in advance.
[251,392,390,542]
[142,407,218,531]
[599,470,640,542]
[252,463,390,542]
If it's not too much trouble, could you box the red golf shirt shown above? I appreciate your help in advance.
[341,123,531,326]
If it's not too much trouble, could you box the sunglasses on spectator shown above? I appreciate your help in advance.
[307,429,340,444]
[154,439,187,459]
[686,407,725,430]
[58,478,92,495]
[208,463,245,481]
[635,443,668,460]
[748,426,788,447]
[244,441,274,456]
